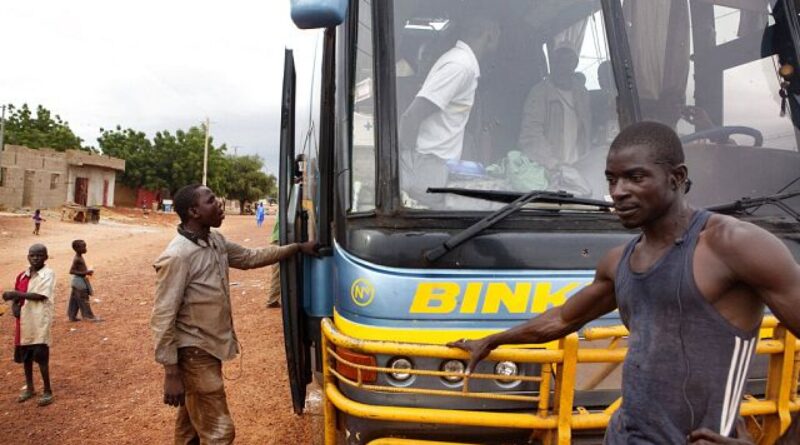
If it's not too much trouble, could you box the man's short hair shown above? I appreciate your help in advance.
[461,15,498,41]
[29,243,47,255]
[173,184,203,223]
[610,121,685,167]
[72,239,85,251]
[552,46,578,62]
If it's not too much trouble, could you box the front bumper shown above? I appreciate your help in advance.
[319,317,799,445]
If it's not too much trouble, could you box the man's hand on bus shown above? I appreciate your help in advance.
[298,240,320,257]
[446,337,496,374]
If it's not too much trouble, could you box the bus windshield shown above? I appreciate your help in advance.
[391,0,800,212]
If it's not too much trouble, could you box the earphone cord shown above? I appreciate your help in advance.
[676,243,696,431]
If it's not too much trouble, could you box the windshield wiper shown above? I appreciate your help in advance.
[428,187,614,207]
[706,191,800,222]
[423,189,612,262]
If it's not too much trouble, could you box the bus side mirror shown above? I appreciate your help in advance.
[290,0,348,29]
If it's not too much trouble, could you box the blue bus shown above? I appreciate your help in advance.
[279,0,800,442]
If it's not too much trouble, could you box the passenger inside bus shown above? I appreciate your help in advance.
[517,46,591,171]
[389,0,799,211]
[398,16,501,208]
[394,2,616,208]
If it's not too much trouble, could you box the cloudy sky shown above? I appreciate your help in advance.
[2,0,314,175]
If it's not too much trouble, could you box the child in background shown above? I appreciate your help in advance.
[68,240,100,322]
[32,209,45,235]
[2,244,56,406]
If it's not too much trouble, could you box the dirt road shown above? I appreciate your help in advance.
[0,210,317,444]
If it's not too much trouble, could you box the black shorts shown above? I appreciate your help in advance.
[14,344,49,364]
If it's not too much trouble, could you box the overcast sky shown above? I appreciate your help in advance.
[1,0,310,175]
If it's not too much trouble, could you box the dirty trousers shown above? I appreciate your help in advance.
[266,263,281,305]
[175,347,235,445]
[67,288,95,320]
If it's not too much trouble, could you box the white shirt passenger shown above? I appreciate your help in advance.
[414,40,481,161]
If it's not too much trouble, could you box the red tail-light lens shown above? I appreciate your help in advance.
[334,347,377,383]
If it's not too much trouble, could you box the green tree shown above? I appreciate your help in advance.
[97,126,165,190]
[3,104,85,151]
[98,123,230,197]
[224,155,275,213]
[152,125,230,197]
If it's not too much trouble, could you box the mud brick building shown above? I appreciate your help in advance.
[0,144,125,210]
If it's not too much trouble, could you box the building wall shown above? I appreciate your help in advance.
[65,150,125,171]
[113,185,166,209]
[65,149,125,207]
[0,145,125,210]
[225,199,241,214]
[114,183,138,207]
[136,188,161,209]
[0,145,68,209]
[66,166,118,207]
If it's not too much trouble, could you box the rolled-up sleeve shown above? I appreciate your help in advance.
[151,254,189,365]
[226,241,296,270]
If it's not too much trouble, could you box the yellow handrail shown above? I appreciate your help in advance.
[321,317,799,445]
[367,438,481,445]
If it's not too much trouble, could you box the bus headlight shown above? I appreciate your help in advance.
[494,361,520,387]
[388,357,413,381]
[440,359,465,383]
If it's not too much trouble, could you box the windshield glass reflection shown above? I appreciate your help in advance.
[385,0,800,212]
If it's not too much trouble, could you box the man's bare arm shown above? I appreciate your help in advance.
[226,240,318,270]
[450,247,621,372]
[718,220,800,338]
[2,291,47,301]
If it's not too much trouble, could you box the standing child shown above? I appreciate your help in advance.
[32,209,45,235]
[68,240,99,322]
[2,244,56,406]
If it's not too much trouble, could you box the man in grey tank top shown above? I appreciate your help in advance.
[450,121,800,443]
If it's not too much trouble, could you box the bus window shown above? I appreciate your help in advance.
[622,0,800,208]
[394,0,620,210]
[351,0,376,212]
[625,0,798,150]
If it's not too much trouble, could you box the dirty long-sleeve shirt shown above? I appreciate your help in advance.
[150,230,295,365]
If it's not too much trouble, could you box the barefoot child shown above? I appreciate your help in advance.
[68,240,99,321]
[32,209,45,235]
[2,244,56,406]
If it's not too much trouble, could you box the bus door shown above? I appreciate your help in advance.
[279,48,313,415]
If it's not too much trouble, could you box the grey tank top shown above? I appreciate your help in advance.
[605,210,760,444]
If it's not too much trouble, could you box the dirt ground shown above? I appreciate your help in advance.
[0,209,318,444]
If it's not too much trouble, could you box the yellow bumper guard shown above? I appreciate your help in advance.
[321,317,799,445]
